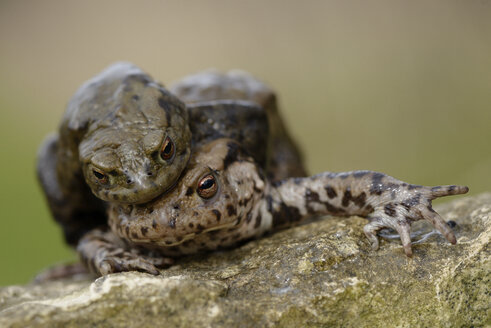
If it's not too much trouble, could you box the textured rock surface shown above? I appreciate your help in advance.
[1,193,490,328]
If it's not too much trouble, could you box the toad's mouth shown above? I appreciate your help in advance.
[129,220,239,247]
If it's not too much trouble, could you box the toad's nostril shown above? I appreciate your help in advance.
[126,178,133,184]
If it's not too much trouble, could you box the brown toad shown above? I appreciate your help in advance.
[37,64,287,245]
[77,138,468,275]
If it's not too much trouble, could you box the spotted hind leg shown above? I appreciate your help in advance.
[270,171,468,256]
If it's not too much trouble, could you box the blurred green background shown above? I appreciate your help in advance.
[0,0,490,286]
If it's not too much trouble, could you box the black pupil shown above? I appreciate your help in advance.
[93,170,105,180]
[200,177,214,189]
[162,141,172,154]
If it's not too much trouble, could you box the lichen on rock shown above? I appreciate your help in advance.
[1,194,489,328]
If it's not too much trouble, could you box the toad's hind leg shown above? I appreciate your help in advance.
[77,228,173,276]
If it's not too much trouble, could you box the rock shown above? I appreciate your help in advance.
[1,193,489,328]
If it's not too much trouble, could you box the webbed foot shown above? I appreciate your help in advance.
[363,184,469,256]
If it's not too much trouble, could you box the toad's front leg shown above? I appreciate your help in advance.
[77,228,173,276]
[266,171,468,256]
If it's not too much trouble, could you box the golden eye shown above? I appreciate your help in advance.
[92,168,108,184]
[197,174,218,199]
[160,136,175,161]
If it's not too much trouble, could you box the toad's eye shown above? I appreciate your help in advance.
[92,168,108,184]
[197,174,218,199]
[160,136,175,161]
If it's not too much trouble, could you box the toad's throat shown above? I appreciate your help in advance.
[130,220,239,247]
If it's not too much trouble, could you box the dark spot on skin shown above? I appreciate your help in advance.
[186,187,194,196]
[131,232,138,239]
[227,204,237,216]
[448,185,456,193]
[272,203,302,228]
[340,189,367,208]
[212,209,221,222]
[254,214,262,229]
[148,208,154,214]
[223,142,240,169]
[158,97,172,123]
[165,240,173,245]
[224,194,231,199]
[370,172,385,195]
[447,220,457,228]
[364,204,374,213]
[196,224,205,233]
[193,211,198,217]
[407,184,423,190]
[113,194,120,201]
[141,227,148,236]
[325,185,338,199]
[176,236,183,242]
[169,217,176,229]
[132,95,139,101]
[384,203,397,217]
[152,219,157,229]
[125,226,129,236]
[401,195,421,211]
[173,204,180,210]
[246,212,253,223]
[353,171,369,179]
[353,192,366,207]
[324,202,346,215]
[342,188,352,207]
[188,222,194,228]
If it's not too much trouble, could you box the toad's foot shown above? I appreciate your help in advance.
[363,185,469,256]
[268,171,468,257]
[78,228,173,276]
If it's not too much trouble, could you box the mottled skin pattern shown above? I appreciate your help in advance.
[170,69,307,181]
[37,64,275,246]
[77,139,468,276]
